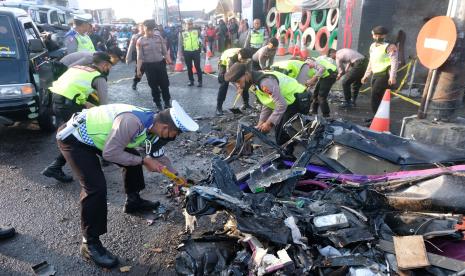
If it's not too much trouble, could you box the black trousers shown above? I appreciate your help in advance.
[370,70,390,113]
[142,61,171,106]
[58,132,145,239]
[216,69,249,109]
[342,58,368,103]
[275,101,300,145]
[184,50,202,83]
[311,76,336,117]
[50,94,84,168]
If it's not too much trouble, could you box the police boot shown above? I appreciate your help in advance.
[154,102,163,112]
[240,103,252,111]
[132,82,137,90]
[216,103,224,116]
[123,192,160,214]
[352,95,358,106]
[339,101,353,108]
[197,81,203,87]
[187,81,194,87]
[0,226,15,240]
[41,157,73,183]
[80,237,118,268]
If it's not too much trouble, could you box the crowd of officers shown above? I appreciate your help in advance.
[0,13,398,270]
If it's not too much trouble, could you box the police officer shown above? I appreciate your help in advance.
[307,55,338,118]
[244,18,268,55]
[271,58,318,85]
[252,37,278,70]
[41,52,115,183]
[225,63,308,145]
[330,48,368,107]
[126,23,145,90]
[65,15,96,54]
[136,20,172,111]
[56,101,198,268]
[179,19,202,87]
[361,26,398,114]
[216,48,252,116]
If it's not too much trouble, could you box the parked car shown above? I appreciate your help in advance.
[0,7,56,131]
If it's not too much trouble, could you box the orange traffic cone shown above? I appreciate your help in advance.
[203,53,214,74]
[174,49,184,72]
[192,65,197,74]
[300,41,308,59]
[277,36,286,56]
[293,39,301,58]
[370,89,391,132]
[206,45,213,58]
[288,37,295,55]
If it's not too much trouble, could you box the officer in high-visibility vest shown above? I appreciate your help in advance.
[65,15,96,54]
[244,18,268,55]
[271,59,318,85]
[225,63,309,146]
[361,26,398,114]
[306,55,338,118]
[56,102,198,268]
[41,52,115,183]
[216,47,252,116]
[179,19,202,87]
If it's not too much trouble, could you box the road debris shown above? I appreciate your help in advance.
[175,116,465,275]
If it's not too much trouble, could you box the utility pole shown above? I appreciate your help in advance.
[164,0,169,25]
[423,0,465,121]
[154,0,160,24]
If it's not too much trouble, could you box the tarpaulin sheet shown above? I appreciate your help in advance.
[276,0,340,12]
[328,121,465,166]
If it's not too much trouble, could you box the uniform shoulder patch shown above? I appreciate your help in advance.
[260,85,272,95]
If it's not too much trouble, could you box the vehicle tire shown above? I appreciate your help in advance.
[315,27,330,53]
[299,10,311,32]
[266,7,278,27]
[37,89,57,132]
[326,8,340,32]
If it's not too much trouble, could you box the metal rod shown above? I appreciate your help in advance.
[424,69,438,114]
[407,59,417,97]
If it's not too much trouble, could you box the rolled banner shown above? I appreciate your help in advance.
[266,7,278,27]
[311,9,328,32]
[315,27,330,53]
[326,8,340,32]
[299,10,311,32]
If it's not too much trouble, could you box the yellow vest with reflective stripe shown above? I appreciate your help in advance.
[250,29,265,48]
[370,43,390,73]
[49,66,101,105]
[316,56,337,78]
[76,34,96,52]
[253,71,306,110]
[271,60,315,79]
[182,30,200,51]
[220,48,241,67]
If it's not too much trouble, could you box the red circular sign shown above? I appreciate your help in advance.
[416,16,457,69]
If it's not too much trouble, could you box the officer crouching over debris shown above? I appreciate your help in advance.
[55,101,198,268]
[224,63,310,146]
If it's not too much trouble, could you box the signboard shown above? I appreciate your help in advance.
[276,0,339,13]
[242,0,253,26]
[416,16,457,69]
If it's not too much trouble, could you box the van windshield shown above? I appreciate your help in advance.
[0,15,19,58]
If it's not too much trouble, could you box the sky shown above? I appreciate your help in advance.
[76,0,218,21]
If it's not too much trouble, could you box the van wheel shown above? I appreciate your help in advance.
[37,89,57,132]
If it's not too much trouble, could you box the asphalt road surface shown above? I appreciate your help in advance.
[0,57,419,275]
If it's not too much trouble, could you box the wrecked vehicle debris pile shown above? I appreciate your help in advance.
[176,116,465,275]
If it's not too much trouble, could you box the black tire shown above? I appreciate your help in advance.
[37,89,57,132]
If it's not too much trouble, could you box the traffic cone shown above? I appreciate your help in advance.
[277,36,286,56]
[206,45,213,58]
[203,53,214,74]
[174,49,184,72]
[191,64,197,74]
[300,41,308,59]
[370,89,391,132]
[288,37,295,55]
[293,39,301,58]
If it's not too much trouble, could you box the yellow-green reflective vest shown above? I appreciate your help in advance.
[271,60,315,79]
[250,29,265,48]
[316,56,337,78]
[370,43,391,73]
[220,48,241,68]
[84,104,155,150]
[253,71,306,110]
[182,30,200,51]
[49,66,101,105]
[76,34,96,52]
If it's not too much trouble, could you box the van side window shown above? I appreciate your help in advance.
[50,11,59,25]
